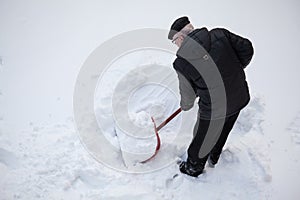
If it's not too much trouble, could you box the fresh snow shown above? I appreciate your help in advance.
[1,0,300,199]
[0,97,273,199]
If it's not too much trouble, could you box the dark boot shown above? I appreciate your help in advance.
[207,156,216,168]
[208,153,220,168]
[179,157,204,177]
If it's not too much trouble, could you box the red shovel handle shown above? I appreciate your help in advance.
[156,108,182,131]
[139,117,160,164]
[140,107,182,164]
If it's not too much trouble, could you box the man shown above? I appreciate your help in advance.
[168,16,254,177]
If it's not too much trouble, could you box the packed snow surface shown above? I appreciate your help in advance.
[1,1,300,199]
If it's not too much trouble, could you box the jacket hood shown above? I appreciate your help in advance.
[177,28,211,60]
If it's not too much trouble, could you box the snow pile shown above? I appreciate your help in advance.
[92,49,198,170]
[129,100,166,128]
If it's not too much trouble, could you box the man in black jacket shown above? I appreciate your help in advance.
[168,16,254,177]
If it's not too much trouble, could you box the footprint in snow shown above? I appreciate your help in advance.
[220,148,239,164]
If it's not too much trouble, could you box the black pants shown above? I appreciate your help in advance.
[187,111,240,166]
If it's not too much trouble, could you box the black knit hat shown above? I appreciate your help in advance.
[168,16,190,40]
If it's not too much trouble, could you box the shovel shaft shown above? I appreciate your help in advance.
[156,108,182,131]
[140,107,182,164]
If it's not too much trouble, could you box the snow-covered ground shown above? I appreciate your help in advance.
[0,95,274,200]
[1,0,300,199]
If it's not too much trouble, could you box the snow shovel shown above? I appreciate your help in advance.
[140,107,182,164]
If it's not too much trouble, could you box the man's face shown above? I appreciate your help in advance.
[172,34,184,48]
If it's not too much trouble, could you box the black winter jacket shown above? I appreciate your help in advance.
[173,28,254,119]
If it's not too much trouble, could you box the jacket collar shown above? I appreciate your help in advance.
[177,28,211,59]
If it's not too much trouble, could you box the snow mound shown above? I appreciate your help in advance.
[93,59,198,171]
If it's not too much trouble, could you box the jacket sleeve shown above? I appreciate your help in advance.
[175,70,196,111]
[223,29,254,68]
